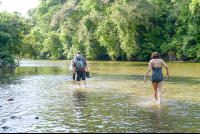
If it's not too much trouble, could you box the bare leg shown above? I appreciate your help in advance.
[152,82,158,100]
[157,81,164,104]
[83,80,86,87]
[78,81,81,87]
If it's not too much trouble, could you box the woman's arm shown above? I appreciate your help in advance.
[144,61,152,83]
[161,59,169,76]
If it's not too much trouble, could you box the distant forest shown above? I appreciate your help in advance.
[1,0,200,64]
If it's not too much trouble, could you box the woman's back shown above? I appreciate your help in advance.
[150,58,167,68]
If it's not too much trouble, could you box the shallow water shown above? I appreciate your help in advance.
[0,60,200,133]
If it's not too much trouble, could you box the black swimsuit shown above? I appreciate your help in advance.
[151,67,163,82]
[151,57,163,82]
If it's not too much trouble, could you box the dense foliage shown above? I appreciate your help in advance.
[1,0,200,62]
[0,11,32,67]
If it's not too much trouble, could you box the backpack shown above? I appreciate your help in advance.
[75,55,85,70]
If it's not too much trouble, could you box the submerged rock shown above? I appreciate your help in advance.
[35,117,39,119]
[2,126,9,129]
[11,116,22,119]
[7,99,14,101]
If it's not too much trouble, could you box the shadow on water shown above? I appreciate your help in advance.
[89,72,200,85]
[88,61,148,67]
[0,68,24,89]
[1,66,199,86]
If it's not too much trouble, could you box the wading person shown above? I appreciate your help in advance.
[73,51,89,87]
[144,52,169,104]
[70,55,76,80]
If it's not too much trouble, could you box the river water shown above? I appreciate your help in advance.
[0,60,200,133]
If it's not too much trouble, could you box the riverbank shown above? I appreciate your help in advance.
[0,61,19,68]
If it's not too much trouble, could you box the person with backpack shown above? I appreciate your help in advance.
[73,51,89,87]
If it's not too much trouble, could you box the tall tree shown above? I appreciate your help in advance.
[0,11,31,64]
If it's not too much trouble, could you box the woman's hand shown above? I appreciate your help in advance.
[144,77,146,83]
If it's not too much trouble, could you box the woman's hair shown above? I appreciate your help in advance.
[151,52,161,59]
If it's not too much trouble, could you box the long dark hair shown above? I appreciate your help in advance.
[151,52,161,59]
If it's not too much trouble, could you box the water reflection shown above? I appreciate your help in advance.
[72,89,88,112]
[150,105,163,133]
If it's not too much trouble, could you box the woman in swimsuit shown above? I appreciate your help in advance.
[144,52,169,104]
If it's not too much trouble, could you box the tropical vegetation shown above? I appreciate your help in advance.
[1,0,200,67]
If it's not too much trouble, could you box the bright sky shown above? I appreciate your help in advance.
[0,0,40,18]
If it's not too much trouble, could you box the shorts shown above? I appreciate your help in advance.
[76,71,86,81]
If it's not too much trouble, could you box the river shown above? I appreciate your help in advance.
[0,60,200,133]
